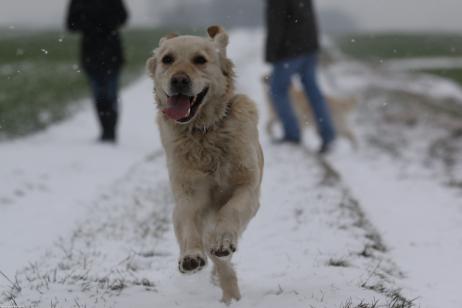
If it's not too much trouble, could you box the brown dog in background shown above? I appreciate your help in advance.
[262,74,357,149]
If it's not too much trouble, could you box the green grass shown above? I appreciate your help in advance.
[335,33,462,87]
[0,28,168,139]
[336,33,462,60]
[420,68,462,85]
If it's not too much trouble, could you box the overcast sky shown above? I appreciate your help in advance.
[0,0,460,33]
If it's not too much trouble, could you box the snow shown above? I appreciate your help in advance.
[0,79,158,279]
[384,57,462,71]
[329,152,462,307]
[2,29,462,308]
[323,58,462,103]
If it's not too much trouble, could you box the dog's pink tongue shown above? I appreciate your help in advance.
[163,95,190,120]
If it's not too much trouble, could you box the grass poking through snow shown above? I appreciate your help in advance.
[341,292,415,308]
[0,28,169,139]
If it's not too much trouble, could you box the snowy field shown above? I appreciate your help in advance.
[1,30,461,308]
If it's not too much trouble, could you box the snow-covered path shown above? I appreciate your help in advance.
[327,88,462,307]
[321,39,462,306]
[330,151,462,308]
[1,29,462,308]
[0,79,158,279]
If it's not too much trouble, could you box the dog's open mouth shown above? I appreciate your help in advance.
[163,87,209,123]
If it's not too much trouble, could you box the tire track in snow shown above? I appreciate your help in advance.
[2,141,412,308]
[300,146,415,304]
[1,149,173,307]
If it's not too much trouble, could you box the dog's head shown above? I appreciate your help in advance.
[147,25,235,128]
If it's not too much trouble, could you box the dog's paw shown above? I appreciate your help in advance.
[209,230,237,259]
[178,252,207,274]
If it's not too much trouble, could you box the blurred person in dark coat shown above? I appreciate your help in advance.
[66,0,128,142]
[265,0,336,153]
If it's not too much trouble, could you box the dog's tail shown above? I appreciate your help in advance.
[331,95,357,113]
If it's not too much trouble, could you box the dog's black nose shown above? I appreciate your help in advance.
[170,73,191,94]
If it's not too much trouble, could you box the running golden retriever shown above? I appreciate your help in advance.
[147,25,264,303]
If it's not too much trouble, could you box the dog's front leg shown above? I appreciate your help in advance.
[209,186,259,259]
[172,180,209,274]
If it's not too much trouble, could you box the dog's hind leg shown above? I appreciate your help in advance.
[210,255,241,304]
[344,129,358,150]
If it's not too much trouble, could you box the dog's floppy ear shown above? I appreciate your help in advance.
[207,25,229,55]
[148,32,178,77]
[159,32,178,46]
[146,51,157,78]
[207,25,233,78]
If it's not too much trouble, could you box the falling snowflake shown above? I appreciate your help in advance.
[72,64,81,73]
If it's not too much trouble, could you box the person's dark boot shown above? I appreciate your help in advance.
[100,128,116,142]
[318,140,335,154]
[318,143,330,154]
[97,108,118,143]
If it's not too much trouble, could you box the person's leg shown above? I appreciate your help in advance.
[87,70,118,142]
[270,59,301,142]
[103,70,120,141]
[298,52,336,151]
[105,69,119,110]
[87,71,107,137]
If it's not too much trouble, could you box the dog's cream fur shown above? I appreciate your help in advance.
[147,26,263,303]
[262,75,358,148]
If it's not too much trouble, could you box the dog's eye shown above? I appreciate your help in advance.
[162,55,174,65]
[193,55,207,65]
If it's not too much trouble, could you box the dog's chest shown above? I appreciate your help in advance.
[174,131,234,178]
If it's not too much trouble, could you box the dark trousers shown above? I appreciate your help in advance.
[270,52,336,145]
[86,70,120,140]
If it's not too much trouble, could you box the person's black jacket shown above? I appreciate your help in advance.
[265,0,319,63]
[66,0,128,74]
